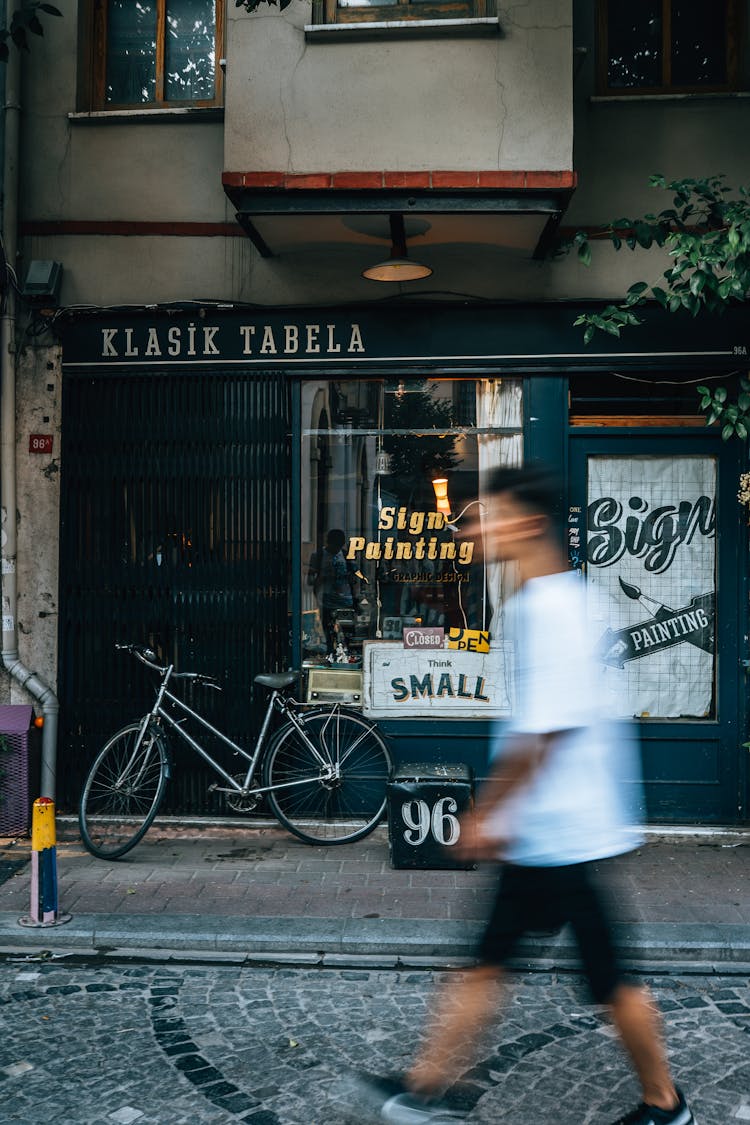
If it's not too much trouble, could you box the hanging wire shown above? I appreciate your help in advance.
[609,370,741,386]
[446,499,487,634]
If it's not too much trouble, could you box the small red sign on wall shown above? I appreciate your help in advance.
[29,434,53,454]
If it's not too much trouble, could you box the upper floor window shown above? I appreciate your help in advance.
[92,0,223,109]
[597,0,741,94]
[315,0,490,27]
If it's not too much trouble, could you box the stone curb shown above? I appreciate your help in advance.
[1,911,749,969]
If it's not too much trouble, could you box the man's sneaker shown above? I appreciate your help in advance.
[349,1074,465,1123]
[610,1087,695,1125]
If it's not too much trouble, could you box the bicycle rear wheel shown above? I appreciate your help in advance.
[79,722,169,859]
[263,709,391,845]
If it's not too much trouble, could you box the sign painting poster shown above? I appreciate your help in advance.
[586,456,716,719]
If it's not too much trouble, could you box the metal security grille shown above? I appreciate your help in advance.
[58,370,290,814]
[0,705,31,835]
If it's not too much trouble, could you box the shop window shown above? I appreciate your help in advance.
[89,0,224,110]
[301,377,522,673]
[314,0,491,28]
[597,0,742,95]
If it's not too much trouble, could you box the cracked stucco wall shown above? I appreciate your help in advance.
[0,342,61,706]
[224,1,573,174]
[19,4,233,308]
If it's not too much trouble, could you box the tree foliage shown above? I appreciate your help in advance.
[0,1,62,61]
[570,174,750,344]
[383,381,460,501]
[697,376,750,443]
[568,175,750,439]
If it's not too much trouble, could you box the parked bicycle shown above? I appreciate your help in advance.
[79,644,392,859]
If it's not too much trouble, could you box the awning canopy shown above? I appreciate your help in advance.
[222,170,577,266]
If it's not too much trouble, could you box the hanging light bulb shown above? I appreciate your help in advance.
[363,214,432,282]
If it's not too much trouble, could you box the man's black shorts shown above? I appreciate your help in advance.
[477,860,625,1004]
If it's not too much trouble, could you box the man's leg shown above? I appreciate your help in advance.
[607,983,678,1112]
[569,864,680,1114]
[406,963,504,1095]
[405,867,535,1095]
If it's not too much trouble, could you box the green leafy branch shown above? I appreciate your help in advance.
[697,376,750,442]
[567,175,750,345]
[0,1,62,61]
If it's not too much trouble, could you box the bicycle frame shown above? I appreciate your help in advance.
[141,663,341,800]
[81,647,391,859]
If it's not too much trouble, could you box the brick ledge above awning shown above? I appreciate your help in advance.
[221,169,577,260]
[222,170,577,191]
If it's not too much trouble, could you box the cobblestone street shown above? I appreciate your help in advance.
[1,959,748,1125]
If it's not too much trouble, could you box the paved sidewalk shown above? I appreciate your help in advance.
[0,820,748,968]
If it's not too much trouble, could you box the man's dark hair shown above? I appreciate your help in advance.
[486,465,563,530]
[325,528,346,552]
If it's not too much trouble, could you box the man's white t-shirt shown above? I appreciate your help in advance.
[486,569,644,867]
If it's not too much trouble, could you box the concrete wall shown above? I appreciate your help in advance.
[19,2,231,308]
[224,1,573,174]
[0,343,62,705]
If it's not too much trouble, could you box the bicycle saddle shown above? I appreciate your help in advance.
[254,671,299,690]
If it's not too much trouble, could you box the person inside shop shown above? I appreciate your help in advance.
[353,465,694,1125]
[307,528,362,663]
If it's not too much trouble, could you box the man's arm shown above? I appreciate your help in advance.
[456,730,569,860]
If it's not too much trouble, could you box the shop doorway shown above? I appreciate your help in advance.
[569,433,746,823]
[58,371,290,814]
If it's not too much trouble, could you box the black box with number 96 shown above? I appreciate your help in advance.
[387,762,475,870]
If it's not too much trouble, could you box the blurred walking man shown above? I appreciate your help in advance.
[356,466,695,1125]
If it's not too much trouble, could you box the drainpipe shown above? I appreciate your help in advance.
[1,29,59,799]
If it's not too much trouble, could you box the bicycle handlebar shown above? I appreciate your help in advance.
[115,643,223,690]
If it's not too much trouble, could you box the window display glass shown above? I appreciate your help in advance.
[301,377,523,669]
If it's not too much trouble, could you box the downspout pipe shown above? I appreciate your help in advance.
[1,30,59,800]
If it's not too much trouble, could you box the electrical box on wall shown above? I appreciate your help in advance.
[22,260,62,307]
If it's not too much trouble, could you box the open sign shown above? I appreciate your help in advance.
[447,628,490,653]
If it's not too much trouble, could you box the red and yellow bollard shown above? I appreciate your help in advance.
[19,798,72,928]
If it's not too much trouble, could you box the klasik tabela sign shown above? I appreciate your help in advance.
[362,642,511,719]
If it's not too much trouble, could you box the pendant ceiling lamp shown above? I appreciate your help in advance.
[362,213,432,282]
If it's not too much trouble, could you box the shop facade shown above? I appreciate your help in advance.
[56,302,749,824]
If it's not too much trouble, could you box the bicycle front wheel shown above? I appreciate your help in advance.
[263,709,391,845]
[79,722,169,859]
